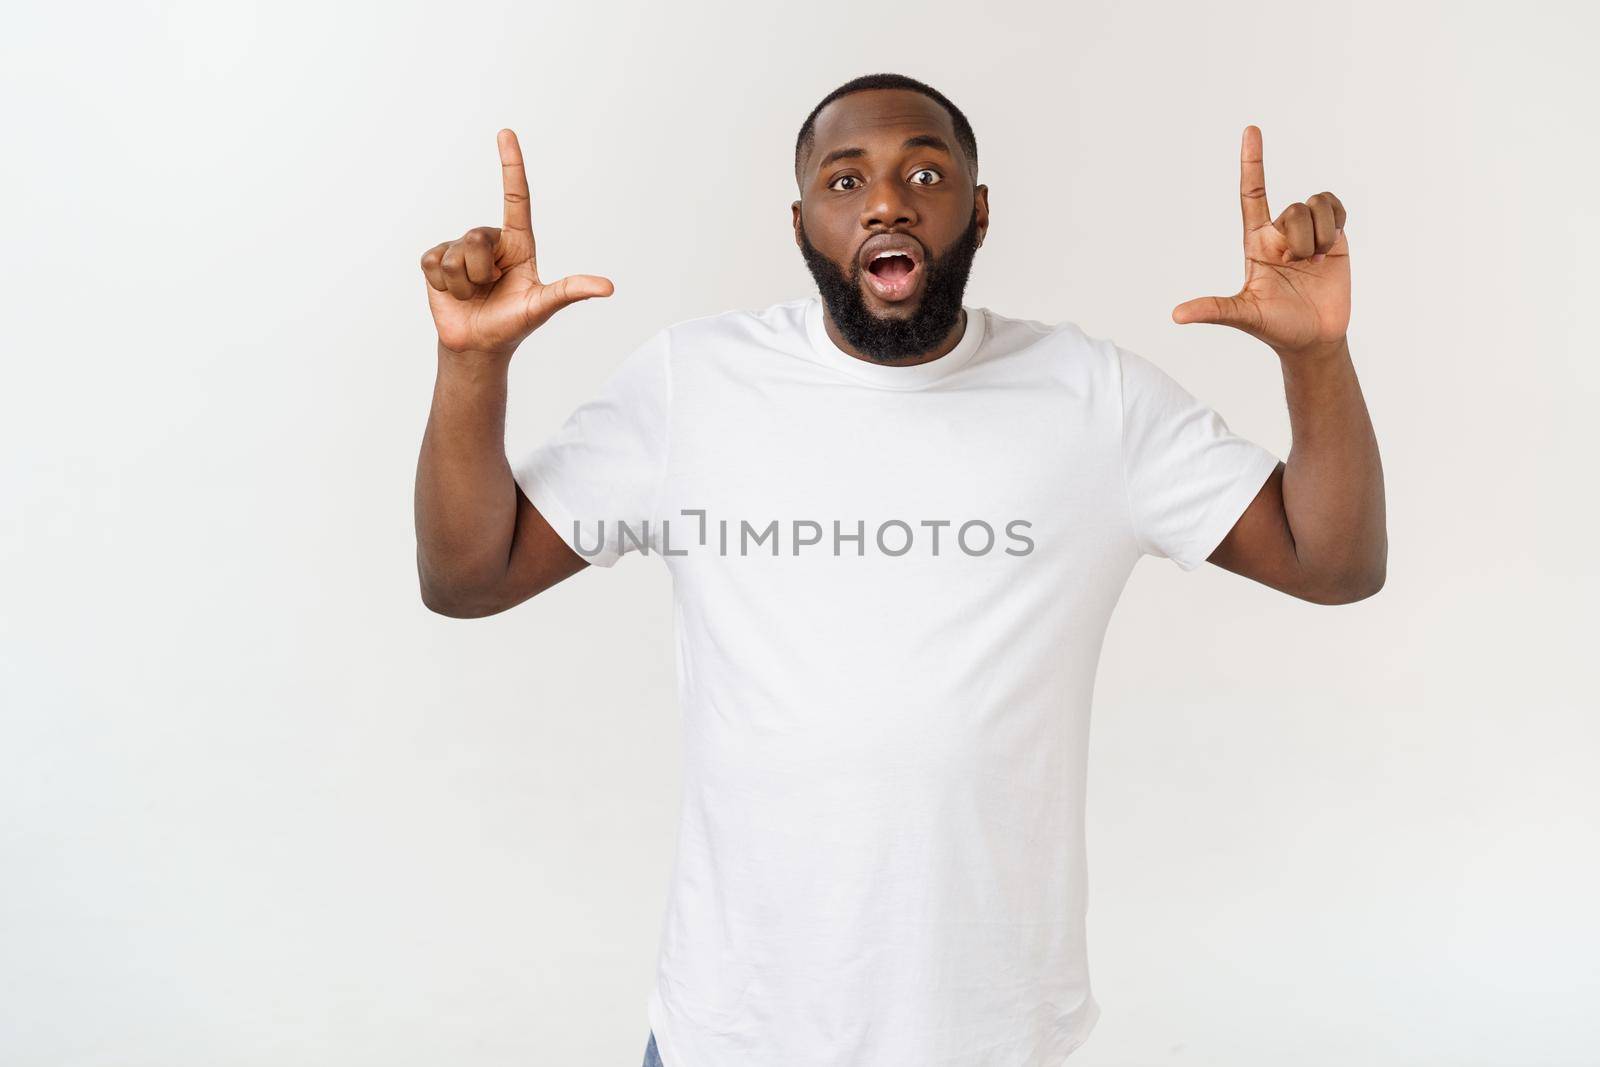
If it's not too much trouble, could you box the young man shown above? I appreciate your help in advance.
[413,72,1386,1067]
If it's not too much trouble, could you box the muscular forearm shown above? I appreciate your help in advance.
[414,342,519,610]
[1273,337,1387,599]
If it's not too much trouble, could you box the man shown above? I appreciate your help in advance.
[413,72,1386,1067]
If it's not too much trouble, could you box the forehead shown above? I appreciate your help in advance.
[808,88,960,165]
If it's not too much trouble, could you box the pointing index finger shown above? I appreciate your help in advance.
[498,128,532,235]
[1238,125,1270,233]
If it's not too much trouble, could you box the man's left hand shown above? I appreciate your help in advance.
[1172,125,1350,359]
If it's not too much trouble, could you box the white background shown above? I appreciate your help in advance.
[4,1,1596,1064]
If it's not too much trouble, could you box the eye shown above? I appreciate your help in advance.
[828,174,862,192]
[910,168,942,186]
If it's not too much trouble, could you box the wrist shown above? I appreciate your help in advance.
[1272,335,1350,365]
[436,337,518,369]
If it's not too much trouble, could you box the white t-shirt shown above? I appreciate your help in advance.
[513,295,1280,1067]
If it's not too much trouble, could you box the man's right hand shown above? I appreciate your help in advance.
[420,128,614,359]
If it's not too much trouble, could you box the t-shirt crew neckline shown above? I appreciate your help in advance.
[803,294,986,390]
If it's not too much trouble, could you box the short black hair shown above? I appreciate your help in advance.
[794,73,978,190]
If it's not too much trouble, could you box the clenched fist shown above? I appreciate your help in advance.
[420,129,614,358]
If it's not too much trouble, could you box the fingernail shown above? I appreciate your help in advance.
[1312,253,1326,263]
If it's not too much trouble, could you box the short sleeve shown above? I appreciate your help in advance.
[1116,345,1280,572]
[511,328,672,568]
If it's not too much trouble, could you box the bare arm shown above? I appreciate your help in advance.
[1174,125,1387,604]
[1209,338,1386,603]
[412,129,613,617]
[414,344,588,617]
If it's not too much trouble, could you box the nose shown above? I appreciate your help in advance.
[861,183,919,231]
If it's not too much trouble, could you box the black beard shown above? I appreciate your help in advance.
[797,205,981,362]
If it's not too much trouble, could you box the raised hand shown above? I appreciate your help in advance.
[420,129,614,358]
[1172,126,1350,358]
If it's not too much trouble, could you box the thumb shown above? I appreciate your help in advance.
[546,273,616,306]
[1171,294,1252,328]
[520,274,617,335]
[529,274,616,324]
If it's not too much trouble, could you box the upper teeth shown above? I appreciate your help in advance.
[874,251,910,261]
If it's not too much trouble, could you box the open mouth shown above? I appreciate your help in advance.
[862,252,922,302]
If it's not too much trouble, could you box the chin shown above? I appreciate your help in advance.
[867,298,921,318]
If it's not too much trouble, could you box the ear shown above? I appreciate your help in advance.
[974,184,989,248]
[791,200,803,247]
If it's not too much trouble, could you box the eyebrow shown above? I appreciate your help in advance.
[816,134,953,173]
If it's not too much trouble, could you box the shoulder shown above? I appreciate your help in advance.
[975,307,1124,387]
[659,297,812,350]
[983,307,1110,354]
[983,311,1192,401]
